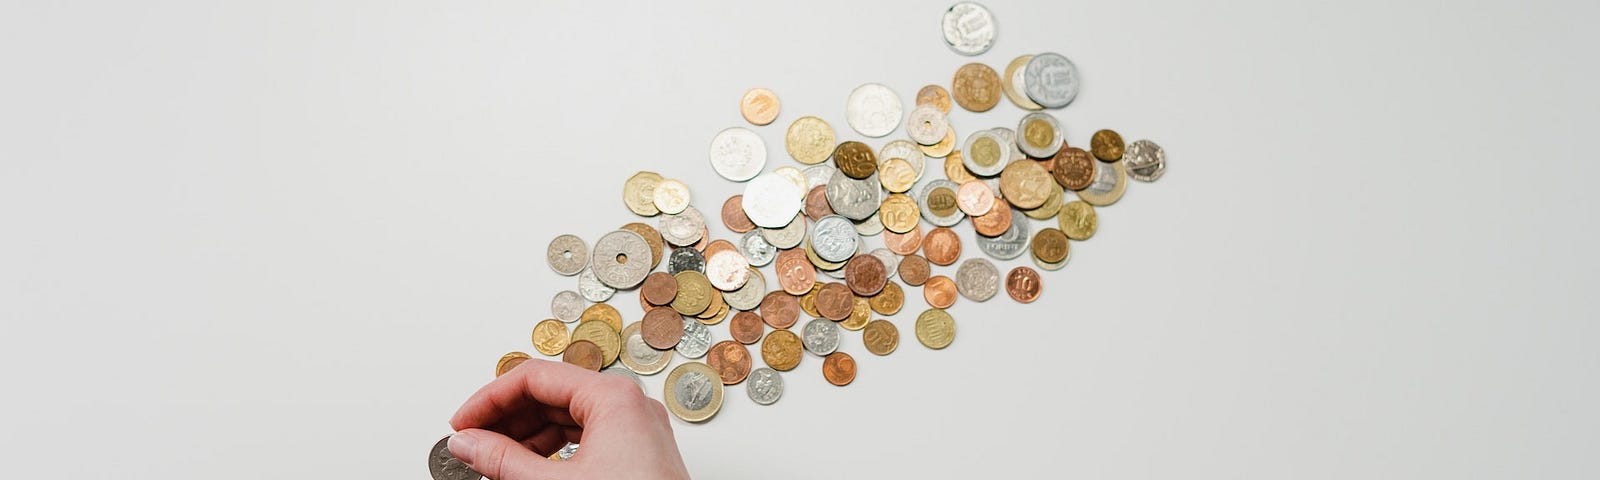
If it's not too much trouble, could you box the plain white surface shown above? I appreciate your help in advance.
[3,0,1597,478]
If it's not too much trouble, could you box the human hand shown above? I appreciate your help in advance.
[448,359,690,480]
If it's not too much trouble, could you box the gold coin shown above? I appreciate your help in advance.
[671,271,714,316]
[952,63,1002,112]
[943,151,977,183]
[622,171,663,217]
[833,141,877,179]
[1090,129,1125,161]
[695,292,729,324]
[580,303,623,333]
[1076,159,1128,206]
[531,319,570,356]
[760,329,803,371]
[740,87,780,126]
[915,308,956,350]
[785,116,836,165]
[1022,118,1057,154]
[1031,228,1071,264]
[998,159,1054,210]
[926,184,961,219]
[878,158,918,193]
[868,281,904,315]
[1002,55,1045,110]
[969,135,1004,172]
[915,84,952,113]
[841,296,871,331]
[862,319,899,356]
[496,351,530,377]
[798,282,823,318]
[663,362,724,423]
[570,320,621,368]
[878,194,921,234]
[1058,201,1098,240]
[919,128,957,158]
[1022,181,1064,220]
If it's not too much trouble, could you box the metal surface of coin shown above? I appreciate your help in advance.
[659,206,707,246]
[853,212,884,237]
[429,436,483,480]
[863,319,900,356]
[1003,54,1045,110]
[899,254,931,286]
[590,230,651,289]
[1059,200,1098,240]
[1016,112,1064,159]
[759,291,800,329]
[1023,180,1065,220]
[1005,266,1042,303]
[730,310,765,345]
[962,130,1007,176]
[923,227,962,266]
[641,307,684,350]
[622,171,663,217]
[805,185,835,220]
[924,275,958,309]
[706,340,753,384]
[906,105,949,146]
[760,215,806,250]
[1023,52,1081,108]
[944,150,978,183]
[813,282,855,321]
[941,2,996,56]
[641,271,678,306]
[724,267,767,311]
[552,290,584,322]
[916,84,953,113]
[955,258,1000,302]
[803,165,837,190]
[562,339,604,371]
[880,139,927,180]
[677,318,713,359]
[832,141,878,179]
[705,248,751,291]
[1051,146,1097,191]
[571,319,621,367]
[956,180,995,216]
[580,302,623,333]
[550,442,580,461]
[721,195,756,233]
[667,247,706,275]
[664,362,724,423]
[785,116,836,165]
[746,367,784,405]
[845,83,903,138]
[869,248,900,279]
[740,87,781,126]
[879,158,918,194]
[878,193,920,234]
[761,329,803,371]
[774,248,816,295]
[915,308,956,349]
[671,271,713,316]
[1031,227,1071,265]
[810,215,861,263]
[844,254,888,297]
[998,157,1053,209]
[1091,129,1126,161]
[619,222,664,269]
[496,351,530,378]
[869,281,905,315]
[546,234,589,276]
[921,128,958,158]
[620,322,672,375]
[1032,247,1069,271]
[738,231,777,267]
[802,317,841,356]
[576,267,615,302]
[741,173,804,228]
[952,62,1002,112]
[533,319,570,356]
[842,296,871,331]
[1076,159,1128,206]
[1124,139,1166,182]
[822,351,857,386]
[773,165,808,195]
[976,208,1029,260]
[988,127,1027,164]
[652,178,692,215]
[917,179,966,227]
[972,197,1013,237]
[825,169,883,221]
[709,127,767,182]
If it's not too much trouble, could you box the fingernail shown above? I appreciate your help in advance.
[448,431,479,464]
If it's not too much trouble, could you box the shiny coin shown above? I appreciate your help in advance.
[670,271,714,316]
[802,317,841,356]
[759,291,800,329]
[878,158,918,194]
[998,157,1054,209]
[1023,52,1081,108]
[899,255,931,286]
[785,116,836,165]
[741,173,804,228]
[961,130,1007,176]
[1050,146,1096,191]
[955,258,1000,302]
[952,62,1002,112]
[976,208,1029,260]
[956,180,995,216]
[620,322,672,375]
[622,171,663,217]
[814,282,855,321]
[619,222,664,269]
[746,367,784,405]
[1016,112,1064,159]
[652,178,692,215]
[664,362,724,423]
[641,308,683,350]
[917,179,965,227]
[914,308,956,349]
[705,248,751,292]
[1059,200,1098,240]
[667,247,706,275]
[1124,139,1166,182]
[1076,159,1128,206]
[549,442,580,461]
[740,87,780,126]
[709,127,766,182]
[845,83,903,138]
[1003,54,1045,110]
[944,150,978,183]
[810,215,861,264]
[1022,180,1065,220]
[844,254,888,297]
[842,296,872,331]
[546,234,589,276]
[773,165,808,195]
[880,140,927,180]
[706,340,753,385]
[833,141,878,179]
[921,128,958,158]
[803,164,837,190]
[941,2,996,56]
[972,197,1013,237]
[496,351,530,378]
[576,267,615,302]
[659,206,707,246]
[760,215,806,250]
[677,318,713,359]
[878,194,921,234]
[1033,248,1069,271]
[916,84,952,113]
[1030,227,1070,265]
[824,169,882,221]
[730,311,765,345]
[1005,266,1042,303]
[721,195,756,233]
[774,249,816,295]
[429,435,483,480]
[761,329,803,371]
[822,351,857,386]
[551,290,585,322]
[906,105,949,146]
[724,267,767,311]
[922,227,962,266]
[853,213,884,237]
[580,303,623,333]
[532,319,570,356]
[562,339,604,371]
[590,230,651,289]
[923,275,958,309]
[1091,129,1126,161]
[798,283,823,318]
[869,280,905,315]
[571,318,621,367]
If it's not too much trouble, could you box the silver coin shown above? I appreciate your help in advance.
[760,215,806,249]
[1078,159,1127,205]
[546,234,589,276]
[1015,112,1064,158]
[906,105,949,146]
[659,206,706,247]
[988,127,1027,163]
[602,365,646,393]
[1023,52,1081,109]
[961,130,1009,177]
[674,370,716,410]
[668,247,706,275]
[824,169,882,221]
[1032,247,1070,271]
[620,322,671,375]
[941,2,996,56]
[677,318,713,359]
[803,165,838,190]
[869,248,901,279]
[818,263,847,280]
[845,83,903,138]
[576,267,614,302]
[551,290,585,323]
[917,179,966,227]
[705,249,751,291]
[802,318,840,356]
[746,367,784,405]
[553,443,580,461]
[429,436,483,480]
[741,172,803,228]
[878,139,927,181]
[854,212,884,237]
[954,258,1000,302]
[590,230,652,289]
[1124,139,1166,182]
[708,126,767,182]
[811,215,861,263]
[739,230,777,267]
[723,267,767,311]
[975,208,1029,260]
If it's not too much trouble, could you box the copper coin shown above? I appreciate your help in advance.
[1031,228,1070,264]
[1050,146,1096,191]
[703,239,736,260]
[561,340,603,371]
[775,249,816,295]
[620,222,665,269]
[862,319,899,356]
[1090,129,1125,161]
[843,255,888,297]
[822,352,857,386]
[761,329,803,371]
[1005,266,1042,303]
[972,198,1012,237]
[641,271,678,306]
[916,84,952,114]
[759,291,800,329]
[706,340,753,385]
[882,223,923,255]
[952,63,1002,112]
[923,276,958,309]
[869,281,905,315]
[898,255,931,286]
[923,227,962,266]
[804,185,835,221]
[640,307,683,350]
[956,181,995,216]
[730,311,765,344]
[721,195,756,233]
[814,282,855,321]
[833,141,877,179]
[740,87,780,126]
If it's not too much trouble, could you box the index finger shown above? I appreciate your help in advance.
[449,359,603,431]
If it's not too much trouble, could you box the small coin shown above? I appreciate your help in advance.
[844,255,888,297]
[906,105,949,146]
[429,435,483,480]
[724,267,767,311]
[1124,139,1166,182]
[1023,52,1081,108]
[641,272,678,306]
[878,158,918,194]
[1059,200,1098,240]
[1091,129,1126,161]
[877,193,921,234]
[775,248,817,295]
[822,351,857,386]
[944,151,978,183]
[671,271,714,316]
[811,215,861,264]
[825,169,883,221]
[738,232,777,268]
[761,214,807,249]
[1016,112,1064,159]
[975,208,1029,260]
[546,234,589,276]
[705,248,751,291]
[562,339,604,371]
[576,267,615,302]
[842,296,871,331]
[742,173,804,229]
[998,157,1053,209]
[1050,146,1097,191]
[622,171,663,217]
[845,83,903,138]
[915,84,952,113]
[709,127,766,182]
[620,322,672,375]
[952,62,1002,112]
[923,227,962,266]
[652,178,692,215]
[869,281,905,315]
[677,318,713,359]
[802,317,841,356]
[955,258,1000,302]
[667,247,706,276]
[664,362,724,423]
[758,291,800,329]
[706,340,753,385]
[941,2,997,56]
[1030,228,1071,264]
[721,195,757,234]
[915,308,956,349]
[641,307,683,350]
[580,303,624,333]
[1076,159,1128,206]
[813,282,855,322]
[898,255,931,286]
[746,367,784,405]
[961,130,1007,176]
[882,223,923,256]
[730,311,765,345]
[1005,266,1042,303]
[740,87,780,126]
[761,329,803,371]
[551,290,585,322]
[923,275,958,309]
[495,351,530,378]
[785,116,836,165]
[1003,54,1045,110]
[532,319,570,356]
[921,128,958,158]
[590,230,652,289]
[956,180,995,216]
[619,222,664,269]
[972,197,1013,237]
[868,248,900,278]
[862,319,899,356]
[833,141,878,179]
[659,206,707,246]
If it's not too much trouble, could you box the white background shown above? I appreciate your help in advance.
[3,0,1597,478]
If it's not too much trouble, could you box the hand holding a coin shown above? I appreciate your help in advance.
[447,359,690,480]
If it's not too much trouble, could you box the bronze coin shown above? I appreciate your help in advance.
[923,276,958,309]
[706,340,753,385]
[1090,129,1125,161]
[882,223,923,255]
[702,239,736,260]
[822,351,857,386]
[804,185,835,221]
[916,84,952,113]
[721,195,756,233]
[1031,228,1071,264]
[758,291,800,329]
[923,227,962,266]
[843,255,888,297]
[898,254,931,286]
[1050,146,1096,191]
[775,248,816,295]
[691,226,711,251]
[1005,266,1043,303]
[952,63,1002,112]
[730,311,765,344]
[972,198,1013,237]
[761,329,803,371]
[833,141,878,179]
[862,319,899,356]
[868,281,905,315]
[496,352,530,377]
[798,282,823,317]
[641,271,678,306]
[561,340,603,371]
[814,282,855,321]
[640,307,683,350]
[620,222,665,270]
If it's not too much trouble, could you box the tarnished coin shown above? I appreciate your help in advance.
[1031,227,1070,265]
[759,291,800,329]
[923,227,962,266]
[664,362,723,423]
[571,319,620,367]
[730,311,765,345]
[1059,200,1098,240]
[842,296,871,331]
[833,141,878,179]
[724,267,767,311]
[941,2,996,56]
[811,215,861,264]
[906,105,949,146]
[620,322,672,375]
[972,197,1013,237]
[552,290,585,322]
[591,230,651,289]
[869,281,905,315]
[1124,139,1166,182]
[641,272,678,306]
[804,185,835,220]
[670,271,714,316]
[761,215,806,250]
[917,179,966,227]
[547,234,589,276]
[576,267,615,302]
[1005,266,1042,303]
[741,173,804,229]
[1003,54,1045,110]
[1091,129,1126,161]
[814,282,855,321]
[880,140,927,180]
[1051,146,1096,191]
[822,351,857,386]
[1023,52,1081,108]
[824,169,883,221]
[899,254,931,286]
[976,208,1029,260]
[844,255,888,297]
[952,62,1002,112]
[496,351,530,378]
[706,340,753,385]
[878,194,921,234]
[709,127,766,182]
[785,116,836,165]
[863,319,899,356]
[740,87,781,126]
[955,258,1000,302]
[652,178,692,215]
[1016,112,1064,159]
[677,318,713,359]
[562,339,604,371]
[1022,180,1065,220]
[533,319,570,356]
[845,83,903,138]
[998,156,1054,209]
[802,317,841,356]
[705,248,751,291]
[961,130,1007,176]
[1076,159,1128,206]
[916,84,953,113]
[659,206,707,246]
[761,329,803,371]
[619,222,665,269]
[721,195,757,234]
[923,275,958,309]
[746,367,784,405]
[429,436,483,480]
[667,247,706,275]
[622,171,663,217]
[774,249,816,295]
[915,308,956,349]
[641,307,683,350]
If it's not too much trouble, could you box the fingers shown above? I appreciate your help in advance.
[448,428,572,480]
[450,359,610,431]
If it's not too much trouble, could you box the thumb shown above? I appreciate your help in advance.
[448,429,573,480]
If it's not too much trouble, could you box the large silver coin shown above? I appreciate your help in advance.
[428,436,482,480]
[824,169,882,221]
[708,126,766,182]
[802,318,841,356]
[576,267,614,302]
[760,215,806,249]
[591,230,652,289]
[723,267,767,311]
[546,234,589,276]
[668,247,706,275]
[811,215,861,263]
[845,83,903,138]
[961,130,1009,177]
[675,371,716,410]
[941,2,996,56]
[659,207,707,247]
[879,139,927,181]
[905,105,949,146]
[975,208,1029,260]
[1015,112,1064,159]
[746,367,784,406]
[677,319,713,359]
[551,290,585,323]
[917,179,966,227]
[954,258,1000,302]
[741,173,804,228]
[1023,52,1081,109]
[739,230,777,267]
[1124,139,1166,182]
[620,322,672,375]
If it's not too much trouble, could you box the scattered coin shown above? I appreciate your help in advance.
[880,140,927,180]
[898,255,931,286]
[667,247,706,275]
[622,171,664,217]
[738,231,777,267]
[1076,159,1128,206]
[551,290,585,322]
[842,296,871,331]
[641,307,683,350]
[1003,54,1045,110]
[955,258,1000,302]
[496,351,530,378]
[1030,227,1070,265]
[532,319,570,356]
[813,282,855,321]
[571,319,621,367]
[576,267,615,302]
[641,272,678,306]
[709,127,767,182]
[659,206,707,246]
[677,318,713,359]
[652,178,692,215]
[844,255,888,297]
[915,308,957,349]
[746,367,784,405]
[758,291,800,329]
[862,319,900,356]
[918,179,966,227]
[976,208,1029,260]
[952,62,1002,112]
[906,105,949,145]
[961,129,1007,176]
[811,215,861,264]
[944,151,978,183]
[923,227,962,266]
[802,318,842,356]
[956,180,995,216]
[869,281,905,315]
[547,234,589,276]
[774,248,817,295]
[916,84,953,113]
[972,197,1013,237]
[832,141,878,179]
[923,275,958,309]
[723,267,767,311]
[1050,146,1096,191]
[619,222,665,269]
[705,248,751,291]
[882,223,923,256]
[822,351,858,386]
[998,157,1053,209]
[1059,200,1098,240]
[429,435,483,480]
[1124,139,1166,182]
[1023,52,1081,108]
[1090,129,1125,161]
[1005,266,1042,303]
[879,158,918,194]
[741,173,803,228]
[721,195,757,234]
[941,2,997,56]
[761,214,807,249]
[664,362,724,423]
[706,340,753,384]
[845,83,903,138]
[921,128,958,158]
[761,329,803,371]
[670,271,713,315]
[740,87,780,126]
[730,311,765,345]
[785,116,836,165]
[804,185,835,220]
[1016,112,1064,159]
[562,339,604,371]
[825,169,882,221]
[620,322,672,375]
[590,230,652,289]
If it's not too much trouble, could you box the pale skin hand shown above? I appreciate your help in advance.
[448,359,691,480]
